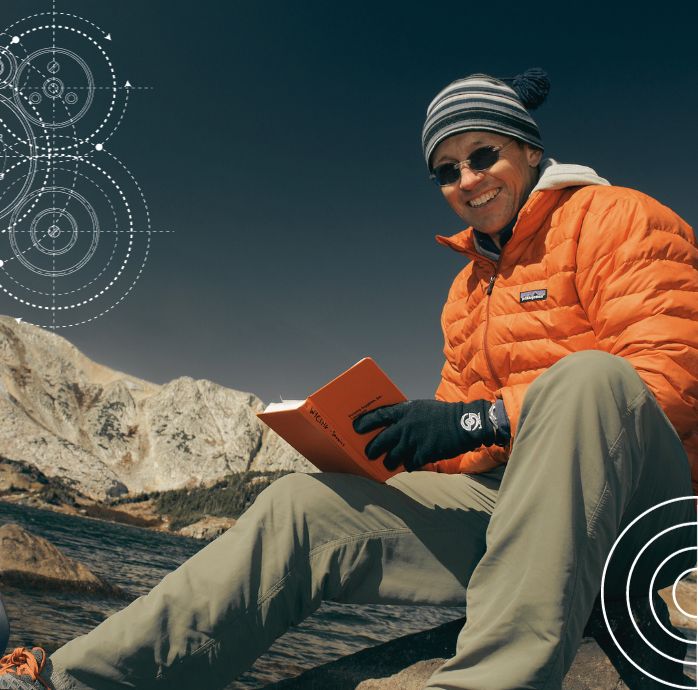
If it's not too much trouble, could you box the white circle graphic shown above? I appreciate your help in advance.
[671,568,697,621]
[14,47,94,128]
[601,496,698,688]
[9,186,99,277]
[0,9,165,328]
[0,94,38,219]
[0,47,17,88]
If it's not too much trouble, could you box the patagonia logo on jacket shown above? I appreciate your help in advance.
[520,289,547,303]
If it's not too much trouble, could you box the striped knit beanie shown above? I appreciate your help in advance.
[422,68,550,170]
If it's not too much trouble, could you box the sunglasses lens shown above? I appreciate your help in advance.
[468,146,499,171]
[431,145,504,186]
[432,164,460,186]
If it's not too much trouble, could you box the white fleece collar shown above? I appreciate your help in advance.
[532,158,610,192]
[469,159,610,261]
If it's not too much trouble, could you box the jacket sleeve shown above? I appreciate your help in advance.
[434,356,465,403]
[497,383,530,448]
[573,191,698,445]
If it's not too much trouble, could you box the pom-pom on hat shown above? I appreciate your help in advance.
[421,68,550,170]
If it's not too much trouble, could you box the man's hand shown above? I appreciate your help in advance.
[352,399,499,472]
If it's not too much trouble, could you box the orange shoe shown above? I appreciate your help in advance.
[0,648,50,689]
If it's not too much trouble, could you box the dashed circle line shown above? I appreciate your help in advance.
[13,23,116,148]
[102,148,151,230]
[2,53,83,154]
[10,185,100,276]
[14,47,95,128]
[4,10,111,41]
[0,91,63,228]
[2,165,120,295]
[0,156,137,310]
[0,95,37,219]
[19,229,148,329]
[0,11,156,328]
[15,85,153,90]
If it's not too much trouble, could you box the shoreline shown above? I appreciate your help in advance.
[0,493,177,536]
[0,459,290,540]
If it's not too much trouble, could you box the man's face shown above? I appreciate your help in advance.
[431,130,543,236]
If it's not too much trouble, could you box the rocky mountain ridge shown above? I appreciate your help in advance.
[0,316,314,500]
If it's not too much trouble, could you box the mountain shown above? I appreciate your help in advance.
[0,316,314,500]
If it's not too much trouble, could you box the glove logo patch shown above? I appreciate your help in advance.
[460,412,482,432]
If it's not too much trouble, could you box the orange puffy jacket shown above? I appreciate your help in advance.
[420,160,698,494]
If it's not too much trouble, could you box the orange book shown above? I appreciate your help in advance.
[256,357,407,482]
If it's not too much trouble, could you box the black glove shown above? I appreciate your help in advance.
[353,399,502,472]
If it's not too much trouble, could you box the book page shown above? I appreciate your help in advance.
[263,400,305,413]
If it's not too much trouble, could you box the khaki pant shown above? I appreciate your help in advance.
[50,351,696,690]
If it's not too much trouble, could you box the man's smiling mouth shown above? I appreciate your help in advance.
[468,188,501,208]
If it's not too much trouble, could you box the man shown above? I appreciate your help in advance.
[1,69,697,690]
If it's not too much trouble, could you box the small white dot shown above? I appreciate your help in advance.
[11,36,19,44]
[0,260,4,267]
[95,143,103,151]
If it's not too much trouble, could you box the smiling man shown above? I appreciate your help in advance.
[433,134,541,240]
[1,70,697,690]
[352,70,698,687]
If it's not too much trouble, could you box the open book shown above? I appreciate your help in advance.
[256,357,407,482]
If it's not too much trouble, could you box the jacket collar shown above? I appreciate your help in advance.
[435,158,610,263]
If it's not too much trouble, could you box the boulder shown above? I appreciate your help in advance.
[263,583,696,690]
[662,576,697,629]
[261,618,629,689]
[177,516,237,540]
[0,523,125,598]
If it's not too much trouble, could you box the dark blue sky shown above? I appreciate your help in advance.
[2,0,696,403]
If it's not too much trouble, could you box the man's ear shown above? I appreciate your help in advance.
[526,146,543,167]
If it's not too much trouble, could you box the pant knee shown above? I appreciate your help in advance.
[560,349,636,377]
[529,350,645,404]
[252,472,321,514]
[251,471,367,542]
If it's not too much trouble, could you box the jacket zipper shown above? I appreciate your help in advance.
[483,257,503,390]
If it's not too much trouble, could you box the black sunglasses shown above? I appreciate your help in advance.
[429,139,516,187]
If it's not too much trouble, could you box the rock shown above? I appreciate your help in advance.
[261,618,461,690]
[260,627,638,690]
[660,580,696,629]
[355,660,449,690]
[0,316,315,500]
[263,582,697,689]
[0,523,125,598]
[355,642,626,690]
[0,456,49,495]
[177,516,237,540]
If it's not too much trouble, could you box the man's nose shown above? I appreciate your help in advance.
[458,166,484,191]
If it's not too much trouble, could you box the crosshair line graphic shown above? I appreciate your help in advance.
[0,1,169,328]
[601,496,698,688]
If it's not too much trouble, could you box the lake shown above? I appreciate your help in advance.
[0,501,465,688]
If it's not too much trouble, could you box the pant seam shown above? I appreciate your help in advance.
[587,482,611,540]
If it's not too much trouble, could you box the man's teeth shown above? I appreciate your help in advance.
[468,188,501,208]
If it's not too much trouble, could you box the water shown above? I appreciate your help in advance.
[0,502,465,688]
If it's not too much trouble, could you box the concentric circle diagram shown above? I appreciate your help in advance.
[601,496,698,688]
[14,47,95,130]
[0,6,165,328]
